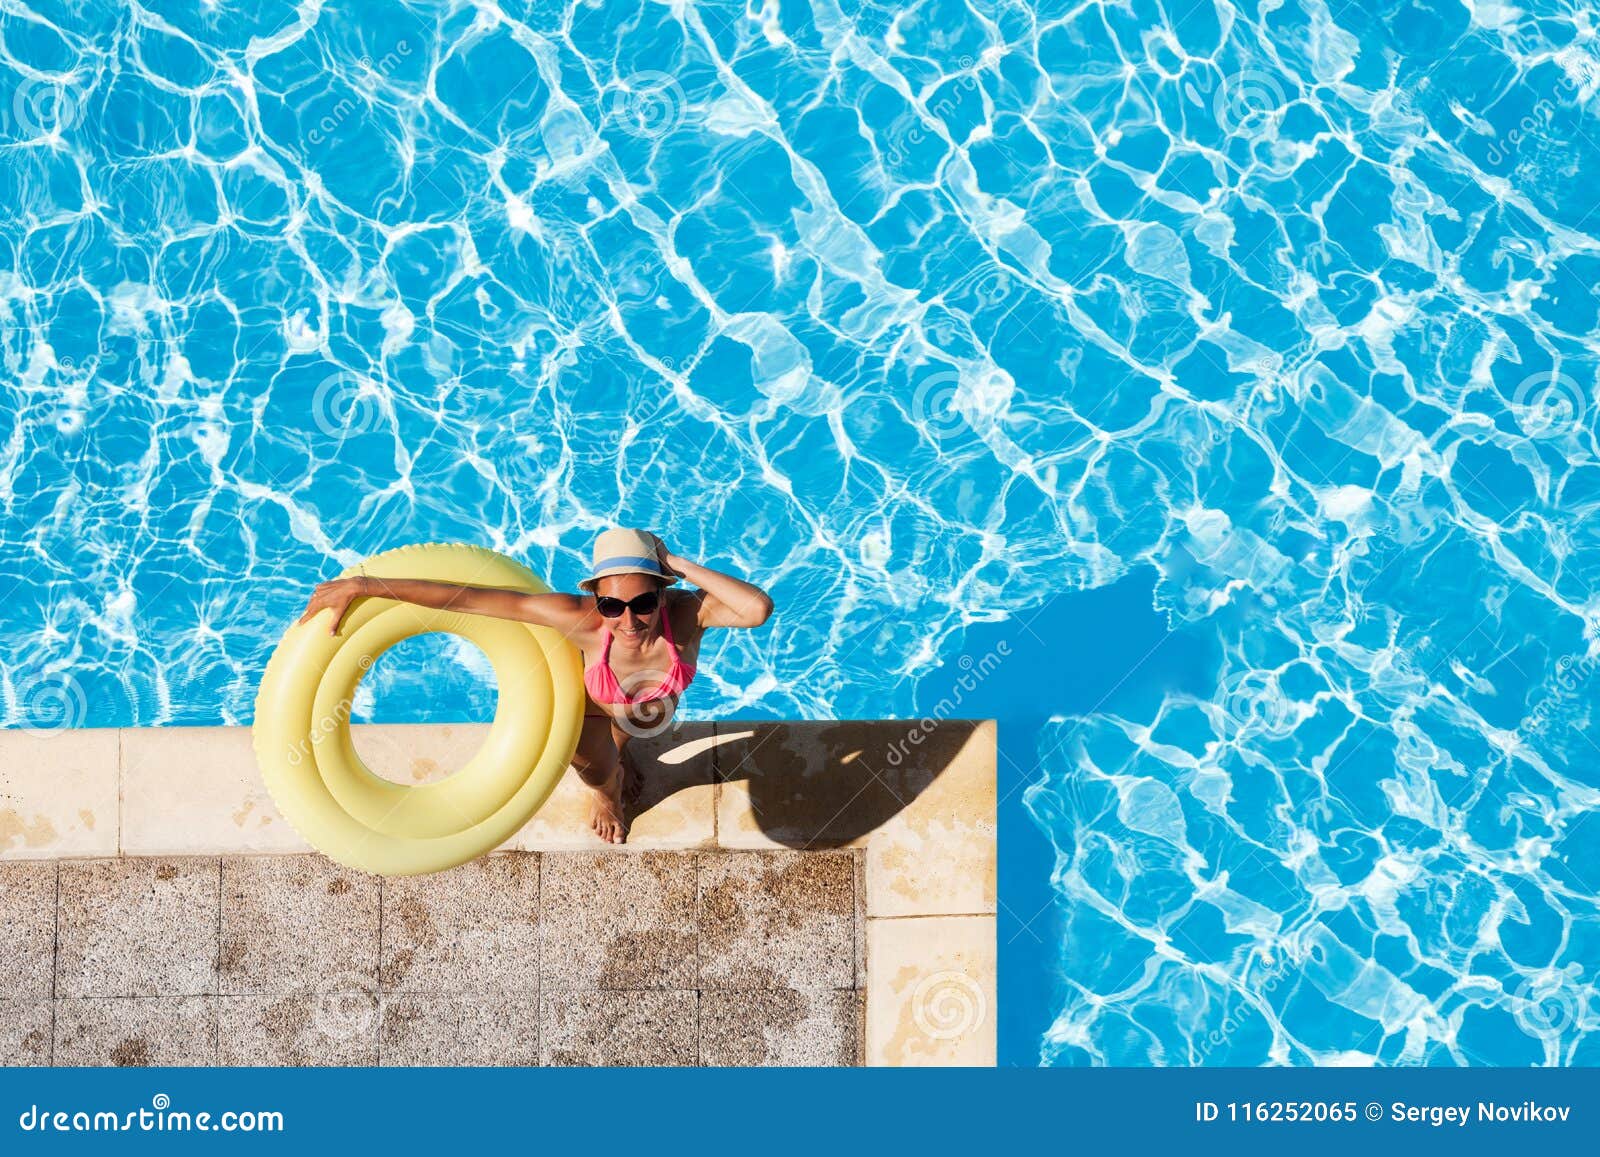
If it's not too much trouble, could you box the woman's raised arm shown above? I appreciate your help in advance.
[654,541,774,629]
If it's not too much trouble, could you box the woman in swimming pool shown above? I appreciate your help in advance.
[299,528,774,844]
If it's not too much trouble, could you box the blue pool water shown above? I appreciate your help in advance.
[3,1,1598,1066]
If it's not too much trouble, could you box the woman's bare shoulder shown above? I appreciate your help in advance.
[666,587,706,631]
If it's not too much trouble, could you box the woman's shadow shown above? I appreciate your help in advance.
[625,719,988,847]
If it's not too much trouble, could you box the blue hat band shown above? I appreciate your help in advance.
[591,555,663,575]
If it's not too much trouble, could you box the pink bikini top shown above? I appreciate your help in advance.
[582,602,697,706]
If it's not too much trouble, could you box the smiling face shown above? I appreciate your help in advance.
[594,572,665,644]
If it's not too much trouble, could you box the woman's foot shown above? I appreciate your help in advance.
[586,762,629,845]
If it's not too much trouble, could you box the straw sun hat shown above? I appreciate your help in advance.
[578,528,679,593]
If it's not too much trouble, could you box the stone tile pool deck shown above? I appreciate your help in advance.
[1,720,995,1066]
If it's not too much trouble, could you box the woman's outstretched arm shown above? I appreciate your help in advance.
[298,576,591,636]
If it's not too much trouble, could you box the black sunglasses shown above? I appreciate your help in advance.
[595,590,660,619]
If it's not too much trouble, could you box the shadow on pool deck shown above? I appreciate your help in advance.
[695,718,986,850]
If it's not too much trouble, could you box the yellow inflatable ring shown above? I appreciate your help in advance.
[253,542,583,876]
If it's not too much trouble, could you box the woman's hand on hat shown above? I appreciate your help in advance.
[653,537,686,578]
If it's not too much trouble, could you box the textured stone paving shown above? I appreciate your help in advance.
[0,850,863,1067]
